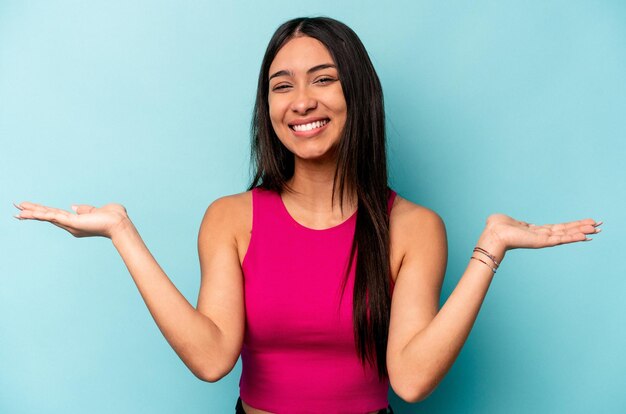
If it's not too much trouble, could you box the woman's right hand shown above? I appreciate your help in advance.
[14,202,130,239]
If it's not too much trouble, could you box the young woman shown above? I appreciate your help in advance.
[14,17,600,414]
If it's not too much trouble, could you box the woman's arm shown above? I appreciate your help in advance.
[386,203,600,403]
[15,198,246,382]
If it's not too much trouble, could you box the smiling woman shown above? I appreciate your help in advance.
[14,16,601,414]
[267,38,347,162]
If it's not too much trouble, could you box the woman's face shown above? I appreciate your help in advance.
[268,36,347,163]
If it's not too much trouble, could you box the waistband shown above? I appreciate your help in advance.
[235,397,394,414]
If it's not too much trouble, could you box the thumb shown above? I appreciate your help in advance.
[71,204,95,214]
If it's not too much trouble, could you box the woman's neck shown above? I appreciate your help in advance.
[284,159,357,218]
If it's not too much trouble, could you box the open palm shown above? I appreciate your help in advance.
[484,213,601,251]
[15,202,129,239]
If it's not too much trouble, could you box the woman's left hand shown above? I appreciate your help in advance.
[478,214,602,259]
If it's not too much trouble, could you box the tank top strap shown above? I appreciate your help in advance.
[250,187,290,234]
[244,187,282,268]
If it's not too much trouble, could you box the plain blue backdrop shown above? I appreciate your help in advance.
[1,1,625,413]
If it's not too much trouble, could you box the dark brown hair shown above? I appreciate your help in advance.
[248,17,391,380]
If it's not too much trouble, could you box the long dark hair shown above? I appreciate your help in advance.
[248,17,391,380]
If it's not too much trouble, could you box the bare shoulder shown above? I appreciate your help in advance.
[199,191,252,265]
[390,195,446,245]
[200,191,252,232]
[388,195,446,283]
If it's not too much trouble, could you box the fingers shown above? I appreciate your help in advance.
[543,218,599,231]
[14,202,74,225]
[18,208,72,225]
[16,201,49,211]
[546,232,588,246]
[543,226,599,240]
[14,201,35,219]
[529,218,602,248]
[544,223,598,236]
[16,203,67,216]
[534,219,601,234]
[15,201,53,214]
[16,202,95,215]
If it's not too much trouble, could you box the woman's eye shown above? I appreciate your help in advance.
[315,77,336,85]
[272,84,291,91]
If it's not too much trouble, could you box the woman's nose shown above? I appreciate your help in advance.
[290,88,317,114]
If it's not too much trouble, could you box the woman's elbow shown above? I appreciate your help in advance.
[192,362,233,383]
[193,368,219,383]
[188,353,238,383]
[182,340,241,383]
[390,375,437,403]
[392,387,430,404]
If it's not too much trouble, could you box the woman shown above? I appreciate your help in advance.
[14,17,600,414]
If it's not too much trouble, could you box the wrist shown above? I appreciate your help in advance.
[476,227,507,264]
[109,216,136,244]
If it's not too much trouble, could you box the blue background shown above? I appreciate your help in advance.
[1,1,625,413]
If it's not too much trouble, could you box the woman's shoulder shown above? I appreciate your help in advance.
[389,196,448,281]
[208,190,252,211]
[199,190,252,235]
[388,194,446,283]
[391,194,443,227]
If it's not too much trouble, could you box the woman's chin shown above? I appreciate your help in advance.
[293,148,339,164]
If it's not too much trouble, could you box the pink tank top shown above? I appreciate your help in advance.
[240,187,397,413]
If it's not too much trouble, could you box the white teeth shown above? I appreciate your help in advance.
[292,119,328,132]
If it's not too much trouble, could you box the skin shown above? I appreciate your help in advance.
[14,35,602,412]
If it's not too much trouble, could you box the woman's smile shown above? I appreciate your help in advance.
[289,117,330,136]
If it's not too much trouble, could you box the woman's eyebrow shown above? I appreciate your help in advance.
[269,69,292,81]
[269,63,337,81]
[307,63,336,74]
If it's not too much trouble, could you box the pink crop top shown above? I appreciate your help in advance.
[239,187,397,413]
